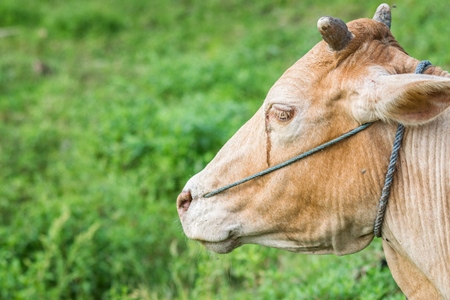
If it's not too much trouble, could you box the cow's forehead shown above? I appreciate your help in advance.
[265,17,404,104]
[345,18,398,49]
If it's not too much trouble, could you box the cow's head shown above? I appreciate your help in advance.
[177,4,450,255]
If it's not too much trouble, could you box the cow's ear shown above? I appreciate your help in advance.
[356,74,450,125]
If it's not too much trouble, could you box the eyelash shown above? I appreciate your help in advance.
[276,110,292,121]
[268,106,294,122]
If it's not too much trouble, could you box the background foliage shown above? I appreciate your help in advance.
[1,0,448,299]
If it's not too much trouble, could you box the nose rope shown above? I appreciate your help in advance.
[203,60,432,239]
[203,122,374,198]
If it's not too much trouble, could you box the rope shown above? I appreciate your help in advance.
[203,122,373,198]
[415,60,433,75]
[373,124,405,237]
[373,60,432,237]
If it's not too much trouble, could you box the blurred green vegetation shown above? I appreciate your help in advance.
[0,0,448,299]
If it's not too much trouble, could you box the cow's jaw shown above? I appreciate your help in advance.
[177,169,376,255]
[178,193,324,255]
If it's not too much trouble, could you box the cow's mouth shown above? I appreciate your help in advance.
[185,226,243,254]
[198,236,242,254]
[195,227,242,254]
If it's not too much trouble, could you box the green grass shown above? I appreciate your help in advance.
[1,0,448,299]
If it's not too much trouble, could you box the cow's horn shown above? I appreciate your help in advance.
[373,3,391,29]
[317,16,353,51]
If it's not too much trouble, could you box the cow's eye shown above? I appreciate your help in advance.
[277,110,291,121]
[269,104,295,123]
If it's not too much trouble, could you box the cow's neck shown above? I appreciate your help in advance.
[382,113,450,298]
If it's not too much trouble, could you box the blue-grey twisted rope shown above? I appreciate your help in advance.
[373,124,405,237]
[203,122,373,198]
[373,60,432,237]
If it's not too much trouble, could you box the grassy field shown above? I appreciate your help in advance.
[1,0,449,299]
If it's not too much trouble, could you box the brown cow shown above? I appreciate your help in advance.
[177,4,450,299]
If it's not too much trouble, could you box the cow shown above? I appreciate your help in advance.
[176,4,450,299]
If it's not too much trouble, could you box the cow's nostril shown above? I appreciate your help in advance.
[177,190,193,216]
